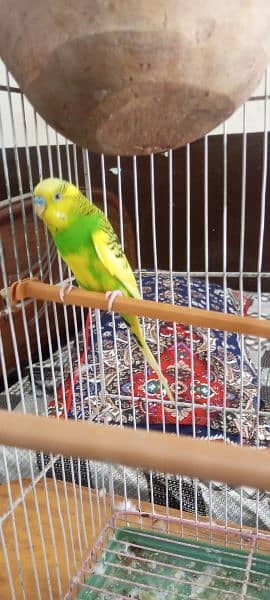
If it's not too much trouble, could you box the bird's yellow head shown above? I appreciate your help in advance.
[33,178,89,234]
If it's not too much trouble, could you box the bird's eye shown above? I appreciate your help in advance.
[54,192,62,201]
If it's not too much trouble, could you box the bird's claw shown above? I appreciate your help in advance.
[105,290,123,312]
[59,278,75,302]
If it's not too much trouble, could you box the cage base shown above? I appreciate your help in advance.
[73,526,270,599]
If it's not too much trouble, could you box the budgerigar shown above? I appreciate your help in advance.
[33,178,174,405]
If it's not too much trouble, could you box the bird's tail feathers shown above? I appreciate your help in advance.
[127,315,175,405]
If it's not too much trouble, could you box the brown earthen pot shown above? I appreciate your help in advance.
[1,1,270,154]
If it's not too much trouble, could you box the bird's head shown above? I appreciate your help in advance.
[33,178,89,234]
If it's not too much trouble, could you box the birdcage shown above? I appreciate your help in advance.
[1,46,270,600]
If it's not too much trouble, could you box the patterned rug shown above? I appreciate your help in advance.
[49,272,258,442]
[3,273,270,527]
[0,271,257,528]
[232,290,270,446]
[38,272,270,528]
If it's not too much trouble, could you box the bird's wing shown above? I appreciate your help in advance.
[92,222,141,299]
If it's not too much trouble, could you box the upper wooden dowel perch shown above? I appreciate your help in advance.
[3,277,270,339]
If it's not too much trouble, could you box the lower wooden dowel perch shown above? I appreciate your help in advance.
[0,409,269,491]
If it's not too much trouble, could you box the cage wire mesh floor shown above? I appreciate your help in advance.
[74,526,270,599]
[2,52,270,600]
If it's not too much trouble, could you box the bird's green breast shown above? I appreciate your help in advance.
[53,215,92,255]
[53,215,102,290]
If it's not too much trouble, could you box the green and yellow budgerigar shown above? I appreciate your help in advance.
[33,178,174,404]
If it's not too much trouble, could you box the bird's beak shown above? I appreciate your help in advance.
[33,195,46,217]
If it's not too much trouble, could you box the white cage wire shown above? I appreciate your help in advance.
[0,57,270,599]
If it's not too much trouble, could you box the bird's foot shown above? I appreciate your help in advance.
[59,277,75,302]
[105,289,123,312]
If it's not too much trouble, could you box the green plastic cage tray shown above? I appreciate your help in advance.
[76,527,270,599]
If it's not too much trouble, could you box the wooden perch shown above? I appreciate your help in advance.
[2,277,270,339]
[0,409,269,491]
